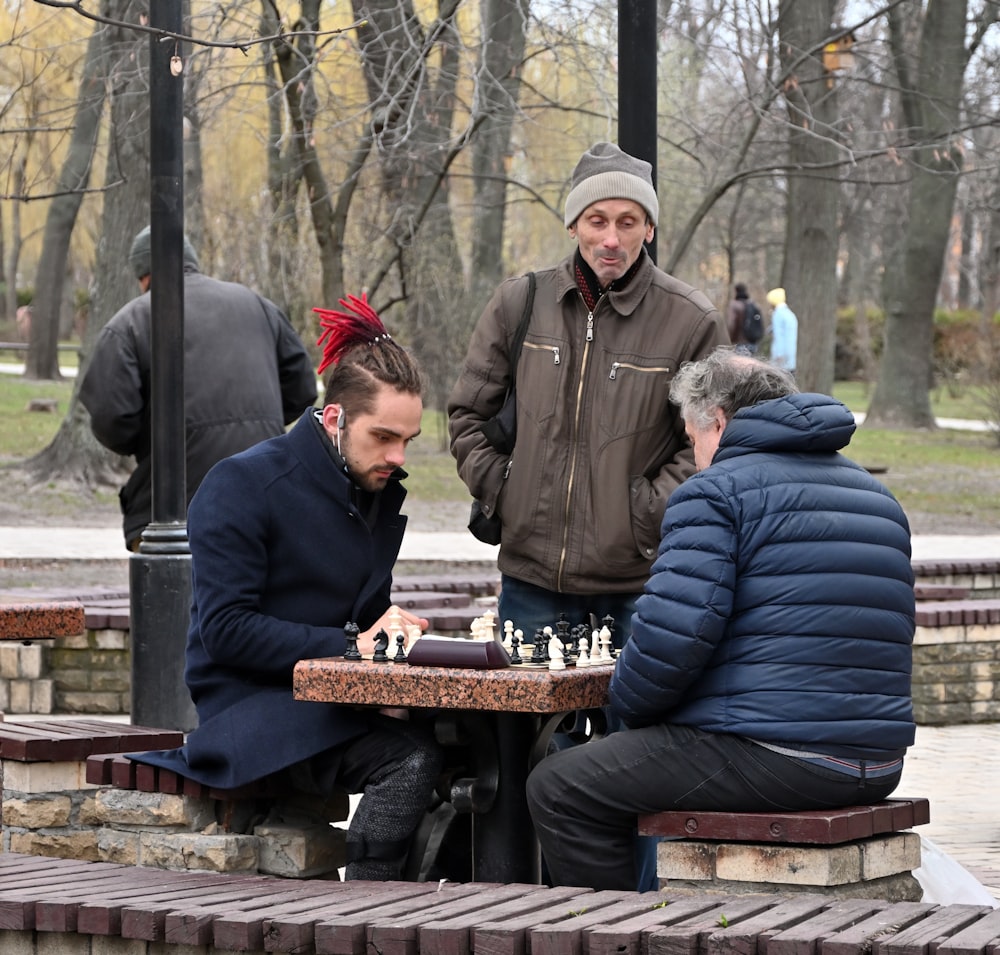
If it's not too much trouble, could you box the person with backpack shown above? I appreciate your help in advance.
[726,282,764,354]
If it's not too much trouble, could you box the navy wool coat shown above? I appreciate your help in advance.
[133,412,407,789]
[610,393,916,760]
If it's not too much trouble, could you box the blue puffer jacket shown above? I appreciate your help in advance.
[609,393,915,759]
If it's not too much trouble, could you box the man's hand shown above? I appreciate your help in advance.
[357,605,429,657]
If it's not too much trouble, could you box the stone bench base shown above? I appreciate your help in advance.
[639,799,929,901]
[1,719,348,879]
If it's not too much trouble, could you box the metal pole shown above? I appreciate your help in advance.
[130,0,196,731]
[618,0,658,264]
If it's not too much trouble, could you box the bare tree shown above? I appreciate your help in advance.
[25,0,151,488]
[24,16,109,381]
[774,0,844,393]
[866,0,1000,428]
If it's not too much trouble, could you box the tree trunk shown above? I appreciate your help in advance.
[24,19,109,382]
[866,0,991,427]
[274,0,346,312]
[26,0,151,487]
[775,0,841,394]
[470,0,530,313]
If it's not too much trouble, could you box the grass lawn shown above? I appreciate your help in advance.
[2,362,998,532]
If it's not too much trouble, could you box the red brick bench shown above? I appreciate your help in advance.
[1,719,347,879]
[637,797,930,900]
[915,598,1000,627]
[4,849,1000,954]
[913,583,970,600]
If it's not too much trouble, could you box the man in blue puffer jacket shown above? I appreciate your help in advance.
[527,347,915,891]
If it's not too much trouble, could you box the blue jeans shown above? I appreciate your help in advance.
[497,575,638,649]
[526,723,903,891]
[497,575,659,890]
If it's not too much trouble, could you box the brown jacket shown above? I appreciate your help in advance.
[448,251,727,595]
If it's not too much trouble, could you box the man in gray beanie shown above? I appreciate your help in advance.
[448,143,726,886]
[80,225,317,550]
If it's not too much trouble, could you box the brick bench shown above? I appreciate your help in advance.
[0,600,86,715]
[1,719,347,879]
[911,558,1000,597]
[3,849,1000,955]
[913,583,970,600]
[638,797,930,900]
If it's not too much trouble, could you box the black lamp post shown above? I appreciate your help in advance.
[130,0,197,732]
[618,0,658,264]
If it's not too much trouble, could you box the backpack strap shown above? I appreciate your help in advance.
[507,272,536,389]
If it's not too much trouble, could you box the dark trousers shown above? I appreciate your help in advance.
[526,723,903,891]
[497,574,662,890]
[303,712,442,880]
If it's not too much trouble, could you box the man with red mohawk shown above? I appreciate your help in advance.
[131,294,443,882]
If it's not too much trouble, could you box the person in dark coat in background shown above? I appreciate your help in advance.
[79,225,317,550]
[725,282,753,352]
[131,294,443,881]
[527,347,916,891]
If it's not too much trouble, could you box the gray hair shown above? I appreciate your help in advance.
[669,346,799,429]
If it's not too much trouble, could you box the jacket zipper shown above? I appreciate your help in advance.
[523,341,560,364]
[557,298,599,590]
[609,361,672,379]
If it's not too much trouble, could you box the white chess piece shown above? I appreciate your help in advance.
[388,606,404,641]
[577,636,590,667]
[406,624,421,653]
[481,610,496,641]
[503,619,515,651]
[548,635,565,670]
[599,625,614,662]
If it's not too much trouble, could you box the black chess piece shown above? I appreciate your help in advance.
[343,621,362,661]
[372,628,390,663]
[393,633,407,663]
[535,628,549,663]
[509,633,522,665]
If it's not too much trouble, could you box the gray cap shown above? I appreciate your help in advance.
[128,225,200,280]
[563,142,659,228]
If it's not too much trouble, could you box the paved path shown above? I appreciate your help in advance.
[2,526,999,563]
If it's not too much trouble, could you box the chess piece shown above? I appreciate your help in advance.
[602,614,616,648]
[388,606,403,641]
[599,625,614,662]
[548,634,565,670]
[481,610,497,641]
[503,619,515,651]
[343,621,362,661]
[372,628,390,663]
[393,633,407,663]
[514,628,527,662]
[540,626,554,663]
[510,632,522,665]
[406,624,422,652]
[577,635,590,667]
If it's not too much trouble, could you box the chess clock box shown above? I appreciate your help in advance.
[406,635,512,669]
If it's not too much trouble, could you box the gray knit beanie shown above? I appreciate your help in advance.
[129,225,200,280]
[563,142,659,228]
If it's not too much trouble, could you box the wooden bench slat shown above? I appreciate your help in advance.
[819,901,938,955]
[585,896,731,955]
[119,874,293,941]
[934,907,1000,955]
[874,904,996,955]
[636,798,929,844]
[644,895,784,955]
[418,885,591,955]
[530,892,684,955]
[248,883,437,953]
[1,719,183,762]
